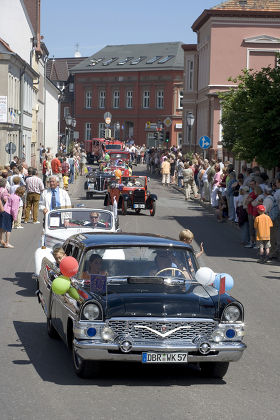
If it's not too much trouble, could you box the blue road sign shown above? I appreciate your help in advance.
[199,136,211,149]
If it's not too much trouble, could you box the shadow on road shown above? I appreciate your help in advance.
[2,272,35,297]
[13,321,226,387]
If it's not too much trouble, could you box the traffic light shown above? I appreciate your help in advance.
[165,131,170,143]
[153,132,158,140]
[101,129,105,138]
[159,130,164,142]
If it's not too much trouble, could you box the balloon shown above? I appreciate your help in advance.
[68,286,80,301]
[195,267,215,286]
[52,276,70,295]
[115,169,122,178]
[59,256,79,277]
[214,273,234,292]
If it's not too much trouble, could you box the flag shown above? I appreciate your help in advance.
[219,275,226,295]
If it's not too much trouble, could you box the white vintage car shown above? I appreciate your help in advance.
[34,208,119,278]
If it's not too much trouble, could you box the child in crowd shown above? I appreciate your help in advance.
[254,204,273,264]
[63,172,69,191]
[179,229,204,258]
[215,190,228,222]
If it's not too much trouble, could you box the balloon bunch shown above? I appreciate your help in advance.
[51,256,80,301]
[115,169,122,178]
[194,267,234,292]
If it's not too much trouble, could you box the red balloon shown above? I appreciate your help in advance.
[59,256,79,277]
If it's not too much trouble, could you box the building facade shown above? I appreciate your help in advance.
[182,0,280,159]
[70,42,184,147]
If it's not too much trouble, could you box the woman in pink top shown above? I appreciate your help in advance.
[211,163,221,208]
[0,187,25,248]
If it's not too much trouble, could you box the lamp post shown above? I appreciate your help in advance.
[187,112,195,154]
[65,115,76,153]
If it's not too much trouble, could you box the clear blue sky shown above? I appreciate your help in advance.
[41,0,217,58]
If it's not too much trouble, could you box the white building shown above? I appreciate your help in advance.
[45,78,60,155]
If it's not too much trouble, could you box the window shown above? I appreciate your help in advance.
[69,83,74,92]
[85,90,92,109]
[146,56,162,64]
[158,55,174,64]
[143,91,150,108]
[99,123,105,138]
[99,90,106,109]
[64,107,70,118]
[156,90,164,109]
[113,90,120,108]
[187,59,194,91]
[85,123,91,140]
[130,56,146,65]
[179,90,184,109]
[126,90,133,108]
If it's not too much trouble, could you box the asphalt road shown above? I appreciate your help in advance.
[0,165,279,420]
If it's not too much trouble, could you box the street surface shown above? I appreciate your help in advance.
[0,165,279,420]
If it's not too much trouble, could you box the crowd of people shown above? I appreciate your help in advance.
[0,144,90,248]
[146,147,280,264]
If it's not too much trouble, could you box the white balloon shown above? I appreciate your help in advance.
[195,267,215,286]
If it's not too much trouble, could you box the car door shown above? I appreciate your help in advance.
[52,241,74,338]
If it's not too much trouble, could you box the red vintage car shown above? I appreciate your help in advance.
[104,176,157,216]
[109,150,131,164]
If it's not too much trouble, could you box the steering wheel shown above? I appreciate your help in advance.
[155,267,187,278]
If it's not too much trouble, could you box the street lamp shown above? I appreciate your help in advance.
[187,112,195,153]
[65,115,76,153]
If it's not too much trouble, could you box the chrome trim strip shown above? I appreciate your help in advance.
[134,325,191,338]
[106,317,217,323]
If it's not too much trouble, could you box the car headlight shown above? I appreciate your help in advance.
[223,305,241,322]
[82,303,100,321]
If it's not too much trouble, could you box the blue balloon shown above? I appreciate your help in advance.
[214,273,234,292]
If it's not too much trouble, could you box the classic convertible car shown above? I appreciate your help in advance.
[36,233,246,379]
[34,208,119,278]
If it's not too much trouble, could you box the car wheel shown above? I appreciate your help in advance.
[86,192,91,199]
[72,345,98,378]
[200,362,229,379]
[122,200,128,215]
[47,317,59,339]
[135,208,141,214]
[150,201,156,216]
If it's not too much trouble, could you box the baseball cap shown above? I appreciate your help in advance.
[257,205,265,212]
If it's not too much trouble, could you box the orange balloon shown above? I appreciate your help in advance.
[115,169,122,178]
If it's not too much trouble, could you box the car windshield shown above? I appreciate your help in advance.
[78,246,197,282]
[48,210,113,230]
[106,145,122,150]
[110,153,130,160]
[121,177,145,187]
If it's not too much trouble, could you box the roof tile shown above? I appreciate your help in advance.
[212,0,280,10]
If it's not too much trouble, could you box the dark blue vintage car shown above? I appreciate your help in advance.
[37,233,246,378]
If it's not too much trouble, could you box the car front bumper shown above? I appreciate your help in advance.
[73,339,246,363]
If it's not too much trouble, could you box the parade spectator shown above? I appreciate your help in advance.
[211,163,221,207]
[270,177,280,260]
[161,158,171,186]
[226,171,237,221]
[244,180,257,248]
[254,204,273,263]
[177,159,184,188]
[51,154,62,175]
[24,168,44,224]
[0,186,25,248]
[40,175,71,214]
[0,178,9,203]
[68,154,75,184]
[169,154,176,185]
[236,186,250,245]
[201,161,210,202]
[216,190,228,222]
[80,150,87,175]
[183,162,197,200]
[61,157,70,177]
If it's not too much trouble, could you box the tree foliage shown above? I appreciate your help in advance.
[219,62,280,169]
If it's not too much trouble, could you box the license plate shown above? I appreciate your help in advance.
[142,352,188,363]
[134,204,145,209]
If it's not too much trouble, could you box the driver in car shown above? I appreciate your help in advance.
[81,254,107,280]
[85,212,106,228]
[152,250,191,279]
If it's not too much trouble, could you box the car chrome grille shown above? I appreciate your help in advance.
[107,319,217,342]
[133,190,145,204]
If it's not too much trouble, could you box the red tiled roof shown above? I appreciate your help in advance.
[212,0,280,10]
[0,37,13,52]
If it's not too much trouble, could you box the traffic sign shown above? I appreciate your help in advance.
[5,142,16,154]
[105,117,111,125]
[163,117,172,128]
[199,136,211,150]
[104,112,112,125]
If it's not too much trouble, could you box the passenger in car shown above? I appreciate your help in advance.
[82,254,107,280]
[52,247,66,267]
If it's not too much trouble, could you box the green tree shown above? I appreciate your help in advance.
[219,62,280,169]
